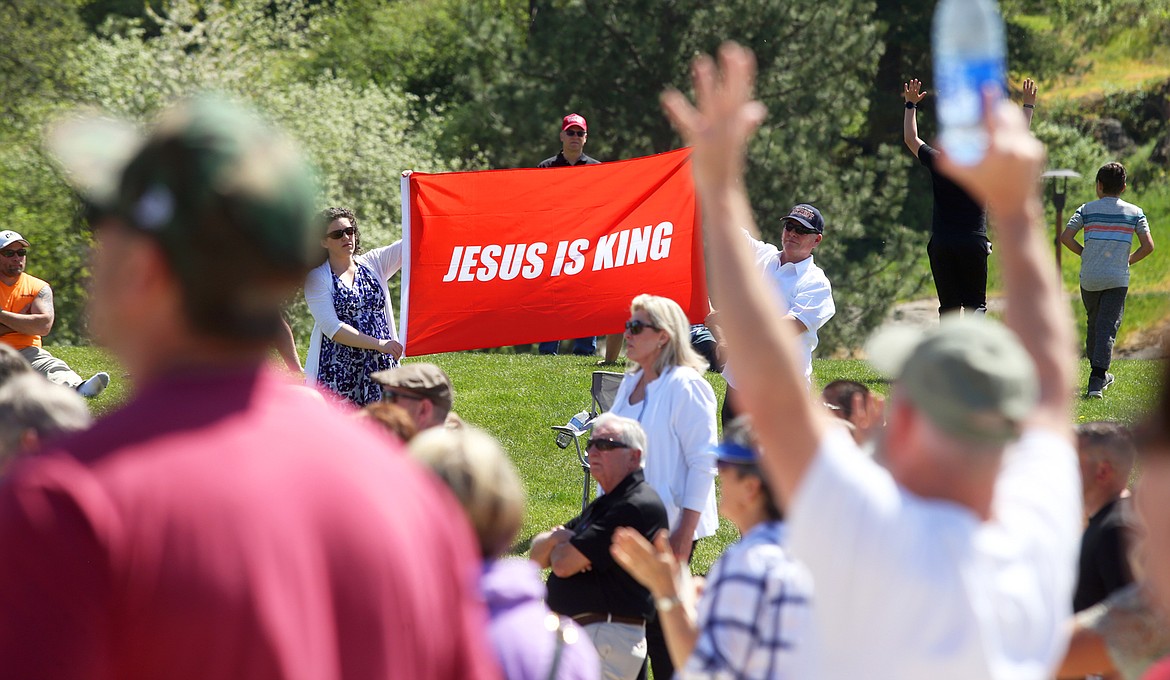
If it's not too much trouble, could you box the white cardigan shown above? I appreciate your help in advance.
[303,242,402,383]
[609,365,719,540]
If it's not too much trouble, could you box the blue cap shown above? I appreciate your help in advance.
[713,440,757,465]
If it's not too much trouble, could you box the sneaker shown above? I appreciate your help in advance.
[1086,372,1115,399]
[78,372,110,398]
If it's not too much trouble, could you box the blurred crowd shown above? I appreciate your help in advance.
[0,41,1167,680]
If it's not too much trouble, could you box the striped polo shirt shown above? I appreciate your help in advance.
[1066,196,1149,291]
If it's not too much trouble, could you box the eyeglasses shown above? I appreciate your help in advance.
[586,438,629,452]
[624,319,660,335]
[382,389,424,404]
[0,248,28,258]
[327,226,357,240]
[564,129,586,137]
[783,223,819,236]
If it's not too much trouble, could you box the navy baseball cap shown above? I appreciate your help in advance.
[783,203,824,234]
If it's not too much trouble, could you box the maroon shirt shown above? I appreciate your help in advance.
[0,366,500,680]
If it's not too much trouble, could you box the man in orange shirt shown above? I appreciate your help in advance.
[0,230,109,397]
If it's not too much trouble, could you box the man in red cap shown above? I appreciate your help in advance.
[539,112,599,169]
[537,113,608,357]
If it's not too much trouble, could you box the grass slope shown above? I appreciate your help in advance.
[53,346,1164,576]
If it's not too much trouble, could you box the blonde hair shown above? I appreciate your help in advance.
[630,294,708,376]
[409,426,525,559]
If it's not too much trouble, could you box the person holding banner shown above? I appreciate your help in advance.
[607,293,718,680]
[714,203,835,427]
[304,207,404,406]
[537,113,607,358]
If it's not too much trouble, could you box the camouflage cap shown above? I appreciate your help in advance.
[48,94,320,276]
[370,363,454,412]
[865,316,1038,446]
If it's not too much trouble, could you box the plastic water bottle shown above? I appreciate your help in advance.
[555,411,592,448]
[932,0,1006,166]
[568,411,591,433]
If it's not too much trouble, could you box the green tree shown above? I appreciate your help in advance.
[307,0,923,349]
[5,0,454,342]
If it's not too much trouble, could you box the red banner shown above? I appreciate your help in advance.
[400,148,707,355]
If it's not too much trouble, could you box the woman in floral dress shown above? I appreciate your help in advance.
[304,207,403,406]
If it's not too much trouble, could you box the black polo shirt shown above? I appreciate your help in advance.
[538,152,600,168]
[1073,497,1134,612]
[919,143,987,238]
[546,469,668,620]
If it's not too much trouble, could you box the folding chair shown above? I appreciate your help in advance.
[550,371,626,511]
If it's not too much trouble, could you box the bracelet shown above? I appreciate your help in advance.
[1023,104,1035,109]
[656,596,682,612]
[905,102,917,109]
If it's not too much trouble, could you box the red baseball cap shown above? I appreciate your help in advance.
[562,113,587,132]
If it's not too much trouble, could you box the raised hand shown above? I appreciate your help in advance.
[903,79,928,104]
[661,42,768,193]
[936,93,1046,224]
[1021,78,1038,107]
[611,527,680,598]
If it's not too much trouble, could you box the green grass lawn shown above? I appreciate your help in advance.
[50,346,1165,577]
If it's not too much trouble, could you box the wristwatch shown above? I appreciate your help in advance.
[656,596,682,612]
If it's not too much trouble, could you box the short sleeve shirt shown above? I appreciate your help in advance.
[1065,196,1150,291]
[788,427,1081,679]
[546,470,668,620]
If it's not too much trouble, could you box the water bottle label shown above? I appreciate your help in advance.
[935,55,1005,128]
[934,54,1004,165]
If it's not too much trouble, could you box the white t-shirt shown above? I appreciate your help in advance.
[788,428,1081,680]
[723,231,835,386]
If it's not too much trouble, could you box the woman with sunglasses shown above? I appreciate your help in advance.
[607,293,719,680]
[304,207,403,406]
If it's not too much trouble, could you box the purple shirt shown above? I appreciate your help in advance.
[483,558,600,680]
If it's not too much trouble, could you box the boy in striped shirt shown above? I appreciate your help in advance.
[1060,162,1155,398]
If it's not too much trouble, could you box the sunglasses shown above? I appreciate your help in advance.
[327,226,357,240]
[624,319,661,335]
[382,389,424,403]
[586,438,629,452]
[1,248,28,258]
[564,129,586,137]
[783,223,819,236]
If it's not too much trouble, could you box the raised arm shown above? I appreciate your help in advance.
[611,528,696,668]
[937,96,1074,436]
[662,43,824,504]
[1021,78,1037,129]
[903,79,928,158]
[0,284,54,337]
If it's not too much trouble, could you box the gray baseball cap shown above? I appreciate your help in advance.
[371,363,454,411]
[865,316,1038,445]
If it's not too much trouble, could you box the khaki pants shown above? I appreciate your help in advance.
[583,622,646,680]
[18,346,83,389]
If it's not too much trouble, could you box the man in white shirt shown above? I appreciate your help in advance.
[714,203,835,426]
[664,43,1080,680]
